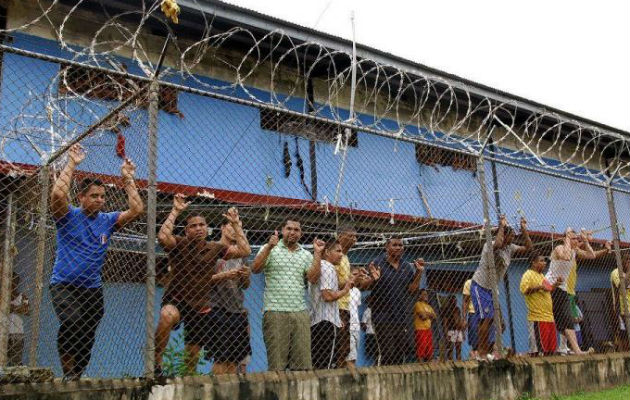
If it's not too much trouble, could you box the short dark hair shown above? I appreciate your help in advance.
[503,226,514,237]
[186,214,206,225]
[386,235,403,245]
[324,238,341,253]
[78,178,104,195]
[337,222,356,235]
[419,288,428,296]
[528,252,545,265]
[282,218,301,228]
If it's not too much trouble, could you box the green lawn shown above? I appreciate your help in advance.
[519,385,630,400]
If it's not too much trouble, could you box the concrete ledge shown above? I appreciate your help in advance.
[2,353,629,400]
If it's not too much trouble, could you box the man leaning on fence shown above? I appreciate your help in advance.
[252,219,320,371]
[546,228,595,355]
[49,144,143,381]
[204,217,253,375]
[470,215,532,359]
[154,194,250,376]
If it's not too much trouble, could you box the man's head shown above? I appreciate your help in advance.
[385,236,404,259]
[337,223,357,252]
[565,228,579,249]
[77,178,106,215]
[419,288,428,302]
[185,214,208,241]
[323,238,343,265]
[281,219,302,246]
[529,253,547,273]
[501,226,515,247]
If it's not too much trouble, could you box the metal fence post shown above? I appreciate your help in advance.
[604,182,630,345]
[476,154,503,354]
[144,77,159,379]
[28,166,49,367]
[0,192,16,366]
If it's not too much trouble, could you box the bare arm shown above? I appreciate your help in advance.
[585,241,611,260]
[514,217,533,253]
[493,215,507,249]
[252,231,278,273]
[222,207,251,260]
[408,259,425,294]
[51,144,85,220]
[576,235,596,259]
[116,159,144,228]
[306,239,325,284]
[157,194,188,251]
[322,279,353,302]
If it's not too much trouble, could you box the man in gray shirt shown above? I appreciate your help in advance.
[204,217,252,375]
[470,215,532,357]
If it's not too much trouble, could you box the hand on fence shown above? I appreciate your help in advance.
[121,158,136,180]
[68,143,86,166]
[605,241,612,252]
[223,207,241,226]
[172,193,190,213]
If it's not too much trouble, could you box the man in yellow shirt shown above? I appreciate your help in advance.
[414,289,436,362]
[335,224,357,367]
[611,256,630,351]
[462,279,477,358]
[520,254,561,356]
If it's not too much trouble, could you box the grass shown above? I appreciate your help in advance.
[516,385,630,400]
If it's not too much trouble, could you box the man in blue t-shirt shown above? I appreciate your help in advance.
[49,143,144,380]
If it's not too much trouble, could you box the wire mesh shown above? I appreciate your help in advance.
[0,0,629,384]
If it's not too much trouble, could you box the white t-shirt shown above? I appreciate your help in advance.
[309,260,341,327]
[348,288,361,332]
[9,294,25,335]
[545,250,576,292]
[472,242,520,289]
[361,307,375,334]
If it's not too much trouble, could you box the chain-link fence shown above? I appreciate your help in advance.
[0,0,629,384]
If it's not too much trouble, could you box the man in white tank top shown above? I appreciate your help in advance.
[547,228,595,355]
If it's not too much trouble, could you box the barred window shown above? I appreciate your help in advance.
[415,143,475,171]
[260,108,358,147]
[58,64,182,116]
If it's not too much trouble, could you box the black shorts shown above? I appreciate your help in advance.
[202,308,251,363]
[50,284,104,375]
[551,289,573,331]
[160,293,194,330]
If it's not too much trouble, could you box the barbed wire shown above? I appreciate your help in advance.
[1,0,628,186]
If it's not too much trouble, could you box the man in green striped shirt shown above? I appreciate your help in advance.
[252,219,321,370]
